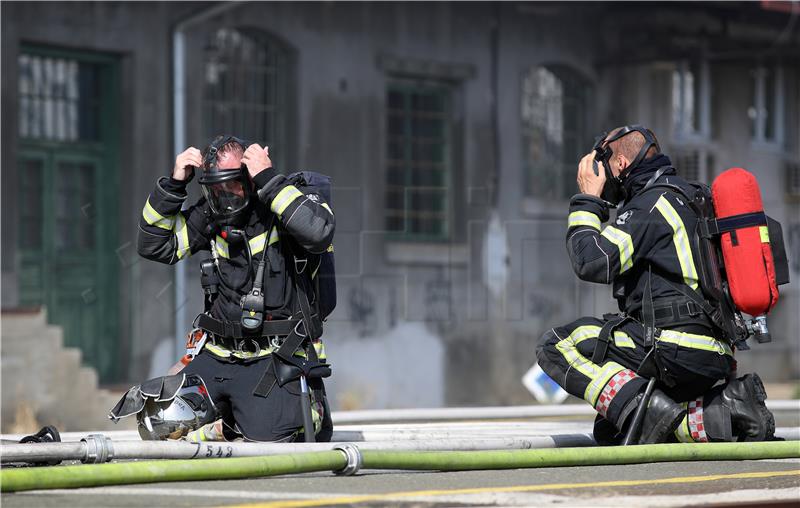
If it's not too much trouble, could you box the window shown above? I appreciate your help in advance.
[18,54,103,141]
[672,60,710,140]
[203,28,291,167]
[748,65,785,146]
[521,65,590,200]
[385,82,451,240]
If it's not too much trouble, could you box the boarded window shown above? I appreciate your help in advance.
[18,54,102,141]
[386,82,451,240]
[522,65,590,200]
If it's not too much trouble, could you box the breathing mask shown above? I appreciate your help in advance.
[199,135,253,228]
[592,125,659,206]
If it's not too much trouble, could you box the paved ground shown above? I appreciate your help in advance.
[4,459,799,507]
[2,405,799,508]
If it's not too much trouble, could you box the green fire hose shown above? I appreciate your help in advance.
[2,441,798,493]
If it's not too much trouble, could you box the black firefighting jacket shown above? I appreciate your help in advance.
[566,155,705,321]
[137,169,335,323]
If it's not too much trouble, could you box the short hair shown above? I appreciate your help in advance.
[605,127,660,162]
[205,136,245,166]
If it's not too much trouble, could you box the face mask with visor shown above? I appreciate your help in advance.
[592,125,659,206]
[199,135,254,227]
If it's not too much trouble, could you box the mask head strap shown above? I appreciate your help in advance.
[593,125,659,181]
[203,135,252,170]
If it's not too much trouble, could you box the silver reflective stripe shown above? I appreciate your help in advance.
[654,195,699,290]
[600,226,634,273]
[568,211,601,230]
[249,227,279,255]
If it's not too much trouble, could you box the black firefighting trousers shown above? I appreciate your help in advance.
[536,316,735,439]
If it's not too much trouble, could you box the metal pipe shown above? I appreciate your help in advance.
[172,1,242,358]
[3,441,798,493]
[0,434,595,465]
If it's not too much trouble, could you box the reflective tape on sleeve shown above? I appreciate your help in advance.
[654,195,699,290]
[271,185,305,217]
[175,213,190,259]
[142,199,176,230]
[600,226,634,273]
[568,211,602,230]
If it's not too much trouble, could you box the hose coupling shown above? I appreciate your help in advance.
[332,443,362,476]
[82,434,114,464]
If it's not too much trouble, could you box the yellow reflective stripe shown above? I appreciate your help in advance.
[613,330,635,348]
[585,361,626,406]
[142,199,175,230]
[248,227,279,256]
[568,211,601,230]
[600,226,634,273]
[214,236,230,259]
[759,226,770,243]
[554,325,601,380]
[654,195,699,290]
[658,329,732,355]
[674,406,694,443]
[175,213,190,259]
[321,202,333,215]
[314,340,326,361]
[271,185,305,216]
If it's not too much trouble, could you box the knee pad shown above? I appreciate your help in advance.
[108,374,218,440]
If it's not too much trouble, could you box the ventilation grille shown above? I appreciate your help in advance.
[787,160,800,199]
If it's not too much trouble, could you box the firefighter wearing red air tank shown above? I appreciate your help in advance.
[535,126,776,445]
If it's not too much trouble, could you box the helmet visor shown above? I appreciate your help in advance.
[200,171,250,217]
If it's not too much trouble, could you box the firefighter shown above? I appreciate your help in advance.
[117,135,334,443]
[536,126,775,444]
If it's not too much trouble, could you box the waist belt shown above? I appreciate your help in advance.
[193,314,300,339]
[633,299,710,330]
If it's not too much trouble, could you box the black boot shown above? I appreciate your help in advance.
[721,373,775,441]
[636,389,686,444]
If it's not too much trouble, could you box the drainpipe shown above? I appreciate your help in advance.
[172,2,242,359]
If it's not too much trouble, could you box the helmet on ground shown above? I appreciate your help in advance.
[137,374,217,440]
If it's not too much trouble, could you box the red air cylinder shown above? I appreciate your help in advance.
[711,167,779,316]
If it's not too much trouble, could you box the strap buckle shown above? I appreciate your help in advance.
[294,256,308,274]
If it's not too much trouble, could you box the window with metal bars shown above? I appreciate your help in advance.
[18,53,102,141]
[385,82,452,240]
[521,65,591,201]
[203,28,291,168]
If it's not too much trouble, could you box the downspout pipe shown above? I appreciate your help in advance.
[2,441,799,493]
[172,2,242,359]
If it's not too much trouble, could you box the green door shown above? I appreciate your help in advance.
[16,46,120,382]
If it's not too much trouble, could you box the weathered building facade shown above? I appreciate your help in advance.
[2,2,798,414]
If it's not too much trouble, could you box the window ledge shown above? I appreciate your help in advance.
[385,242,469,266]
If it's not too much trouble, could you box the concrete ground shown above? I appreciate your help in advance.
[2,404,799,508]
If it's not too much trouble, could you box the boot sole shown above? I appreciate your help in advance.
[742,373,775,441]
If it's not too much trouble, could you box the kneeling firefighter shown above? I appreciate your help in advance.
[110,135,335,442]
[536,125,788,445]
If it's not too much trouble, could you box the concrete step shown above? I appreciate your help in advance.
[0,325,64,356]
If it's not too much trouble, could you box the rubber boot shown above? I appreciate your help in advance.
[720,373,775,441]
[636,389,686,444]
